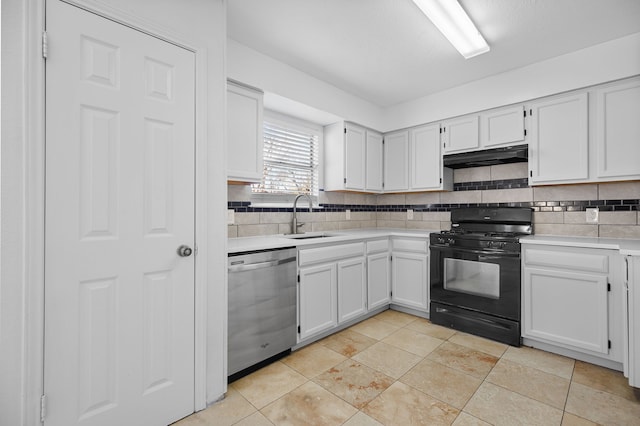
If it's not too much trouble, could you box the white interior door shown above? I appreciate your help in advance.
[44,1,196,425]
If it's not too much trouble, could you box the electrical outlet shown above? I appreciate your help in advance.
[407,209,414,220]
[227,209,235,224]
[346,209,351,220]
[586,207,599,224]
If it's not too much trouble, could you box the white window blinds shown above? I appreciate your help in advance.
[252,117,320,196]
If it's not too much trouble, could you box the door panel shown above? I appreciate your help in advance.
[44,1,196,425]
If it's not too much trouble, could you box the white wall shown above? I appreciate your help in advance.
[382,32,640,132]
[0,1,227,424]
[228,38,385,130]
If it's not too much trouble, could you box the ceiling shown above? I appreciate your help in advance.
[227,0,640,108]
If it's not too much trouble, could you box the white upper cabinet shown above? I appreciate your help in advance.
[594,78,640,180]
[442,115,479,153]
[226,81,264,182]
[480,105,526,148]
[528,92,589,185]
[410,123,452,191]
[383,130,410,192]
[365,130,384,192]
[344,123,367,190]
[324,122,382,192]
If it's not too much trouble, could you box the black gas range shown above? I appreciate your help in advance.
[430,207,533,346]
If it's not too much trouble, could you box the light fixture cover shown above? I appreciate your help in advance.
[412,0,490,59]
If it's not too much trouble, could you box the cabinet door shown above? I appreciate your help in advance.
[299,263,337,341]
[337,257,367,324]
[345,124,366,191]
[442,115,479,153]
[227,82,263,182]
[410,123,442,190]
[367,252,390,311]
[384,131,409,192]
[528,92,588,184]
[523,267,608,354]
[595,79,640,179]
[628,256,640,387]
[366,130,383,192]
[480,105,525,148]
[391,252,428,311]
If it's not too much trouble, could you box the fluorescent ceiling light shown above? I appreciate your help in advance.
[412,0,490,59]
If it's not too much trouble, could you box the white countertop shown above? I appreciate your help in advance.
[228,229,640,256]
[520,235,640,256]
[227,228,437,254]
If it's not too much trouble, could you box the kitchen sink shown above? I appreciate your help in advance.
[283,232,343,240]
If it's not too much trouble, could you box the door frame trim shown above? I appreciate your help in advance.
[21,0,213,420]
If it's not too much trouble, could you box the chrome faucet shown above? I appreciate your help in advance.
[292,194,313,234]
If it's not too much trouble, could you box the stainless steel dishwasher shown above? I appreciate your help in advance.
[227,247,297,378]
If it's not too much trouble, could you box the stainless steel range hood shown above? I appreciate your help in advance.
[443,144,528,169]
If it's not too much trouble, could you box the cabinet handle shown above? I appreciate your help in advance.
[625,257,629,286]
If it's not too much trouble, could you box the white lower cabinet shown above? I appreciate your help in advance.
[522,244,623,362]
[298,262,337,341]
[297,242,365,342]
[391,238,429,312]
[625,255,640,387]
[367,239,391,311]
[523,267,608,354]
[337,257,367,324]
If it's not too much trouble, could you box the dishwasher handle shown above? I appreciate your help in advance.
[228,256,296,273]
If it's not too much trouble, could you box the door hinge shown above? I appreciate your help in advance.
[344,128,347,134]
[529,109,533,116]
[42,31,48,59]
[524,110,527,117]
[439,128,442,134]
[382,139,385,145]
[343,177,347,184]
[40,394,47,422]
[390,291,393,297]
[440,177,442,184]
[530,170,533,178]
[443,143,446,148]
[607,282,611,291]
[524,129,527,137]
[297,274,300,283]
[382,182,385,188]
[608,340,612,349]
[297,325,301,333]
[390,255,393,261]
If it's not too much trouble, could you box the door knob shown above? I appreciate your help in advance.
[177,245,193,257]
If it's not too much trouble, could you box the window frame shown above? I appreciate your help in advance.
[251,110,323,205]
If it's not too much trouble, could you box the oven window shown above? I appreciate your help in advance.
[444,258,500,299]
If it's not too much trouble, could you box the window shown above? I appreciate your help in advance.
[252,111,321,198]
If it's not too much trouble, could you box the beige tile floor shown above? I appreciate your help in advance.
[175,310,640,426]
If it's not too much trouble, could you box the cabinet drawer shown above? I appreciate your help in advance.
[524,247,609,274]
[299,242,365,266]
[392,238,427,253]
[366,239,389,254]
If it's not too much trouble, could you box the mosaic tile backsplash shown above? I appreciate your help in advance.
[227,163,640,239]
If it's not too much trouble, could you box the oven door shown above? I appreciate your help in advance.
[430,245,520,320]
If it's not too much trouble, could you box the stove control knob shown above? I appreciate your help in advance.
[447,238,455,244]
[437,237,446,244]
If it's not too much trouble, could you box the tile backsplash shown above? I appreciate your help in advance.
[227,164,640,239]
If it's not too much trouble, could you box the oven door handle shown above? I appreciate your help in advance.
[430,245,520,258]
